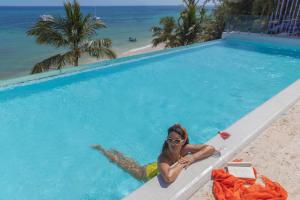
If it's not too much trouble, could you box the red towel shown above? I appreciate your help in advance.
[212,169,287,200]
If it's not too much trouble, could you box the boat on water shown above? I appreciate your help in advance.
[129,37,137,42]
[93,16,101,21]
[39,15,54,22]
[93,7,101,21]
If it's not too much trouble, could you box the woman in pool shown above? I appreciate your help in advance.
[91,124,216,183]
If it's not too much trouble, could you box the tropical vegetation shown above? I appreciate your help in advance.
[151,0,209,48]
[151,0,280,48]
[27,0,116,74]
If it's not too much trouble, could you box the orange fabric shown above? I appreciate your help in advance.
[232,159,243,163]
[212,169,287,200]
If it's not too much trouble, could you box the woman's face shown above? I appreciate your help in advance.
[166,131,184,153]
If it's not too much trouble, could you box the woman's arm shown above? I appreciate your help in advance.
[158,158,188,183]
[181,144,216,165]
[157,145,216,183]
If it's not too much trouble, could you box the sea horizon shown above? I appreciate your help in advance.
[0,5,183,7]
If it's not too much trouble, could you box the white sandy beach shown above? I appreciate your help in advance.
[80,43,165,65]
[119,43,165,57]
[189,100,300,200]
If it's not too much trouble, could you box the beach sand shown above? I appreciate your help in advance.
[80,43,165,65]
[119,43,165,57]
[189,100,300,200]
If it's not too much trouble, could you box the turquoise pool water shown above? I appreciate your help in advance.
[1,37,300,200]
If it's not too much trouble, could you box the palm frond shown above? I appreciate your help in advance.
[31,51,74,74]
[152,37,164,47]
[27,18,68,47]
[80,14,106,41]
[64,1,74,22]
[84,39,117,59]
[151,16,178,47]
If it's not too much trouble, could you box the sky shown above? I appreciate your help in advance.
[0,0,209,6]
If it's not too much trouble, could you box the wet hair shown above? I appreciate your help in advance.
[161,124,190,154]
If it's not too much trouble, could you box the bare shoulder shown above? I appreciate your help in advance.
[158,153,169,164]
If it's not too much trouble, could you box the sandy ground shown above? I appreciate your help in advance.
[81,43,165,65]
[119,43,165,57]
[189,100,300,200]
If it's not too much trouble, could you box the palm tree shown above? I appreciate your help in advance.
[152,0,207,48]
[27,0,116,74]
[151,17,179,48]
[177,0,202,45]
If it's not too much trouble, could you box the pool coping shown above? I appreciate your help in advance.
[123,78,300,200]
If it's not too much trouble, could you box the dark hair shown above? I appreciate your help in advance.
[161,124,190,154]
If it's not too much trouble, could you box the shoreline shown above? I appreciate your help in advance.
[119,43,165,57]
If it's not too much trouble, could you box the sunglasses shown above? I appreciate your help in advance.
[166,138,183,145]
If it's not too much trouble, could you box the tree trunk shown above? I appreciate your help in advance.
[73,47,79,66]
[74,55,79,66]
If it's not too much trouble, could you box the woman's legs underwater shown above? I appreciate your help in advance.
[91,144,145,181]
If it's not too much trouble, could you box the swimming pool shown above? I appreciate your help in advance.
[1,35,300,200]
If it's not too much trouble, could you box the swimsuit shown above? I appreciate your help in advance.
[145,162,159,180]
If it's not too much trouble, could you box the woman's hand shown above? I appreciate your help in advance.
[178,155,194,168]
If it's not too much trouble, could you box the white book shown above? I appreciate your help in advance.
[226,162,256,179]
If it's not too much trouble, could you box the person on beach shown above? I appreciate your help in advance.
[91,124,216,183]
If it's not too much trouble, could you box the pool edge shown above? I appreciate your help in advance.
[123,79,300,200]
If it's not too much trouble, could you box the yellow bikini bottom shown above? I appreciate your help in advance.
[145,162,159,180]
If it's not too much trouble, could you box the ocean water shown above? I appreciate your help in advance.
[0,6,182,79]
[0,38,300,200]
